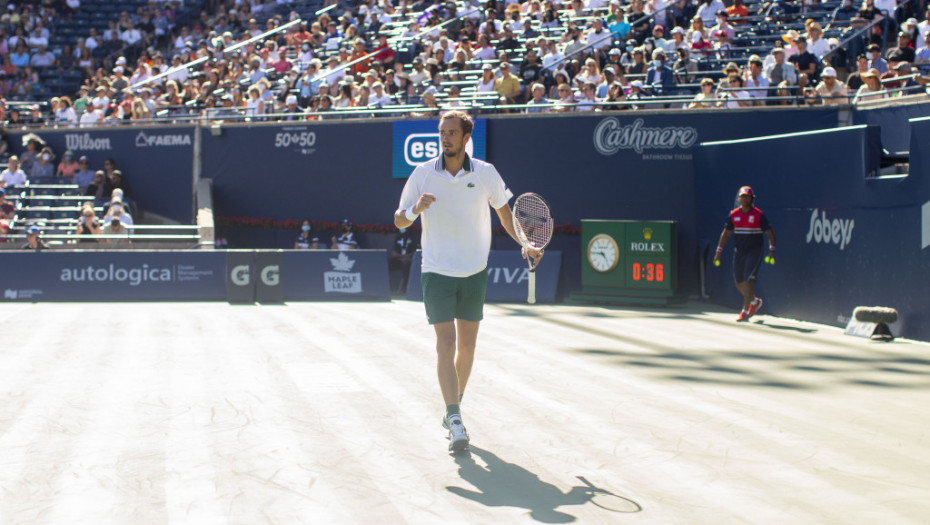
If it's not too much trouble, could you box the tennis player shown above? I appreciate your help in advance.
[394,111,543,452]
[712,185,776,322]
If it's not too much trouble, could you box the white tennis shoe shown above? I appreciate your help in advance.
[444,415,469,452]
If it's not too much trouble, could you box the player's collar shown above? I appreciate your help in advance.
[437,153,473,174]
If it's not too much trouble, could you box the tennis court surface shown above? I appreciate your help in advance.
[1,300,927,524]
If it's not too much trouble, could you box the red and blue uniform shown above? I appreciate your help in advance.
[725,206,770,282]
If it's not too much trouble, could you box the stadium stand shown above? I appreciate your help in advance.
[0,0,927,245]
[0,0,926,123]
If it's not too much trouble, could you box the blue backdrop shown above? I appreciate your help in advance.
[8,126,195,223]
[405,250,563,303]
[694,121,930,341]
[0,251,226,301]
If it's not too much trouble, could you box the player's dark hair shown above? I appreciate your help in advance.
[440,110,474,135]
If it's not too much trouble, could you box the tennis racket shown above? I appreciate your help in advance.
[512,192,553,304]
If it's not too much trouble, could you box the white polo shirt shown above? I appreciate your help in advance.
[399,154,513,277]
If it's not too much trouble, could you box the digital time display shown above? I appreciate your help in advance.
[631,262,665,282]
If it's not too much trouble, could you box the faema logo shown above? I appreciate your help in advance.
[593,117,698,155]
[60,263,173,285]
[805,209,854,250]
[65,133,112,151]
[404,133,474,166]
[324,252,362,293]
[135,131,192,147]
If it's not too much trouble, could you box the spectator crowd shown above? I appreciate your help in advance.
[0,0,925,126]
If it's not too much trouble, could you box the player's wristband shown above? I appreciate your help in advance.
[715,246,723,254]
[404,207,419,222]
[769,245,776,251]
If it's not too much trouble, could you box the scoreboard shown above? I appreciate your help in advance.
[573,220,681,305]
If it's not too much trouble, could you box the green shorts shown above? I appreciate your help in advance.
[421,269,489,324]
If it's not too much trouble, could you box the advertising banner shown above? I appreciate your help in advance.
[225,250,256,304]
[282,250,391,301]
[391,118,487,179]
[9,126,196,223]
[255,250,284,304]
[0,251,226,301]
[695,123,930,341]
[405,250,562,303]
[201,121,397,227]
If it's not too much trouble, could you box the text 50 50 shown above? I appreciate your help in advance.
[274,132,317,148]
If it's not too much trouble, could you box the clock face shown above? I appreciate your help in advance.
[587,234,619,273]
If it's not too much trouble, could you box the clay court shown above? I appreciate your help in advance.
[0,300,927,524]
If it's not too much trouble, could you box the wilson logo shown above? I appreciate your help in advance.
[65,133,112,151]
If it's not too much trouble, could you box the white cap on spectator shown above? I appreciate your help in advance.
[822,67,837,77]
[609,48,621,56]
[286,94,297,104]
[113,66,123,73]
[904,17,918,26]
[671,27,685,35]
[116,56,127,65]
[631,80,644,89]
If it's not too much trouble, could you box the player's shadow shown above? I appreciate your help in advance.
[446,446,641,523]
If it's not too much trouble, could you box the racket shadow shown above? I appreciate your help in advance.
[446,446,641,523]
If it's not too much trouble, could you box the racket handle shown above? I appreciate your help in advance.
[528,269,536,304]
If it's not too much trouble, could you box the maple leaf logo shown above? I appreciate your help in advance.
[329,252,356,272]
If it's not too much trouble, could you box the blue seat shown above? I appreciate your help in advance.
[24,208,51,220]
[52,208,79,220]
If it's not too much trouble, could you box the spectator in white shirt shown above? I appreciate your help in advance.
[806,23,830,58]
[0,156,27,189]
[26,27,48,48]
[85,27,99,50]
[370,81,394,107]
[30,44,56,67]
[720,74,751,107]
[918,8,930,49]
[585,18,613,52]
[120,26,143,46]
[696,0,726,26]
[542,40,565,70]
[165,55,190,83]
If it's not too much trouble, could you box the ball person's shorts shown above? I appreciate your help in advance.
[733,247,764,283]
[421,269,489,324]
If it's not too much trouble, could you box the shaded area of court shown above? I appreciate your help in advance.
[0,301,926,524]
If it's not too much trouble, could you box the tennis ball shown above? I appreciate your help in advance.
[713,259,720,267]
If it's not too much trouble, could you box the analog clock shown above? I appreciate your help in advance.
[587,233,619,273]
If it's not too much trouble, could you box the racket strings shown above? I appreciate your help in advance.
[514,196,553,250]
